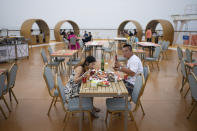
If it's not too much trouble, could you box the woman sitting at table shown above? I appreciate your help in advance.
[73,56,100,117]
[68,32,80,50]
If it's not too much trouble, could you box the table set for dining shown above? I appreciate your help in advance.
[78,69,129,131]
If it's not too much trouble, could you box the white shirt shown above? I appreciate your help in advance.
[126,55,143,85]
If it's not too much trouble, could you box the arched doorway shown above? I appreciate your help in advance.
[117,20,143,41]
[145,19,174,45]
[54,20,79,42]
[20,19,50,45]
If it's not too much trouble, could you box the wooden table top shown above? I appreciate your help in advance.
[185,62,197,68]
[51,50,78,57]
[114,37,127,41]
[0,68,8,74]
[137,42,160,47]
[85,41,104,46]
[80,80,128,97]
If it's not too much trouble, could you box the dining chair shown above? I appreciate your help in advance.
[161,41,170,59]
[43,66,59,115]
[48,46,65,71]
[2,63,19,104]
[55,74,93,130]
[0,72,11,119]
[67,47,85,71]
[185,48,196,63]
[177,46,183,71]
[103,41,116,59]
[186,72,197,119]
[41,48,60,73]
[193,65,197,77]
[138,65,150,115]
[143,46,162,71]
[105,73,145,131]
[180,59,189,95]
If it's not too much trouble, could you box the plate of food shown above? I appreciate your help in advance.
[97,81,110,87]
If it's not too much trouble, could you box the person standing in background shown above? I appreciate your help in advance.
[146,28,152,42]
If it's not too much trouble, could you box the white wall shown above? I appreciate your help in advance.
[1,0,197,30]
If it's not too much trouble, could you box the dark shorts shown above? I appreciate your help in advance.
[123,80,134,96]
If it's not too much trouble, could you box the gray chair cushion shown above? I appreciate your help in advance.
[54,89,59,97]
[67,61,80,65]
[106,98,131,111]
[144,57,157,61]
[66,97,93,111]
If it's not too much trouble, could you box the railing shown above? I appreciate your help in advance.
[1,29,197,43]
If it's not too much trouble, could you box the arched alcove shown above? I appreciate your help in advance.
[54,20,79,42]
[145,19,174,45]
[20,19,50,45]
[117,20,143,41]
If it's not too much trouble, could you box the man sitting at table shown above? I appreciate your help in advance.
[114,44,143,95]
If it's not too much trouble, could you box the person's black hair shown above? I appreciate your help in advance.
[123,44,132,51]
[82,56,96,67]
[70,32,74,35]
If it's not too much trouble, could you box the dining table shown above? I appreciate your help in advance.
[79,73,129,131]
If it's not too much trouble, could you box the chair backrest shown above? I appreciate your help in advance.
[153,46,161,59]
[143,65,150,85]
[158,40,163,46]
[43,66,55,97]
[161,41,166,50]
[48,46,53,55]
[164,41,170,50]
[0,73,6,96]
[108,41,115,50]
[74,49,86,68]
[8,63,18,89]
[185,48,192,63]
[188,72,197,101]
[70,37,77,45]
[56,75,67,111]
[180,59,187,78]
[41,49,48,64]
[193,65,197,77]
[131,74,145,104]
[177,46,183,61]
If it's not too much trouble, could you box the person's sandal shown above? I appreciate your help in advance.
[91,112,99,118]
[93,107,101,112]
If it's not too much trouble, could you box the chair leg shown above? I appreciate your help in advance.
[177,61,180,71]
[184,88,190,98]
[0,105,7,119]
[140,100,145,115]
[10,89,18,104]
[180,77,185,92]
[105,110,108,122]
[9,90,12,102]
[54,97,58,106]
[2,96,11,112]
[151,62,154,68]
[165,52,168,60]
[130,111,139,131]
[187,102,197,119]
[63,112,67,122]
[156,62,160,71]
[47,97,55,115]
[87,112,92,128]
[63,112,70,131]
